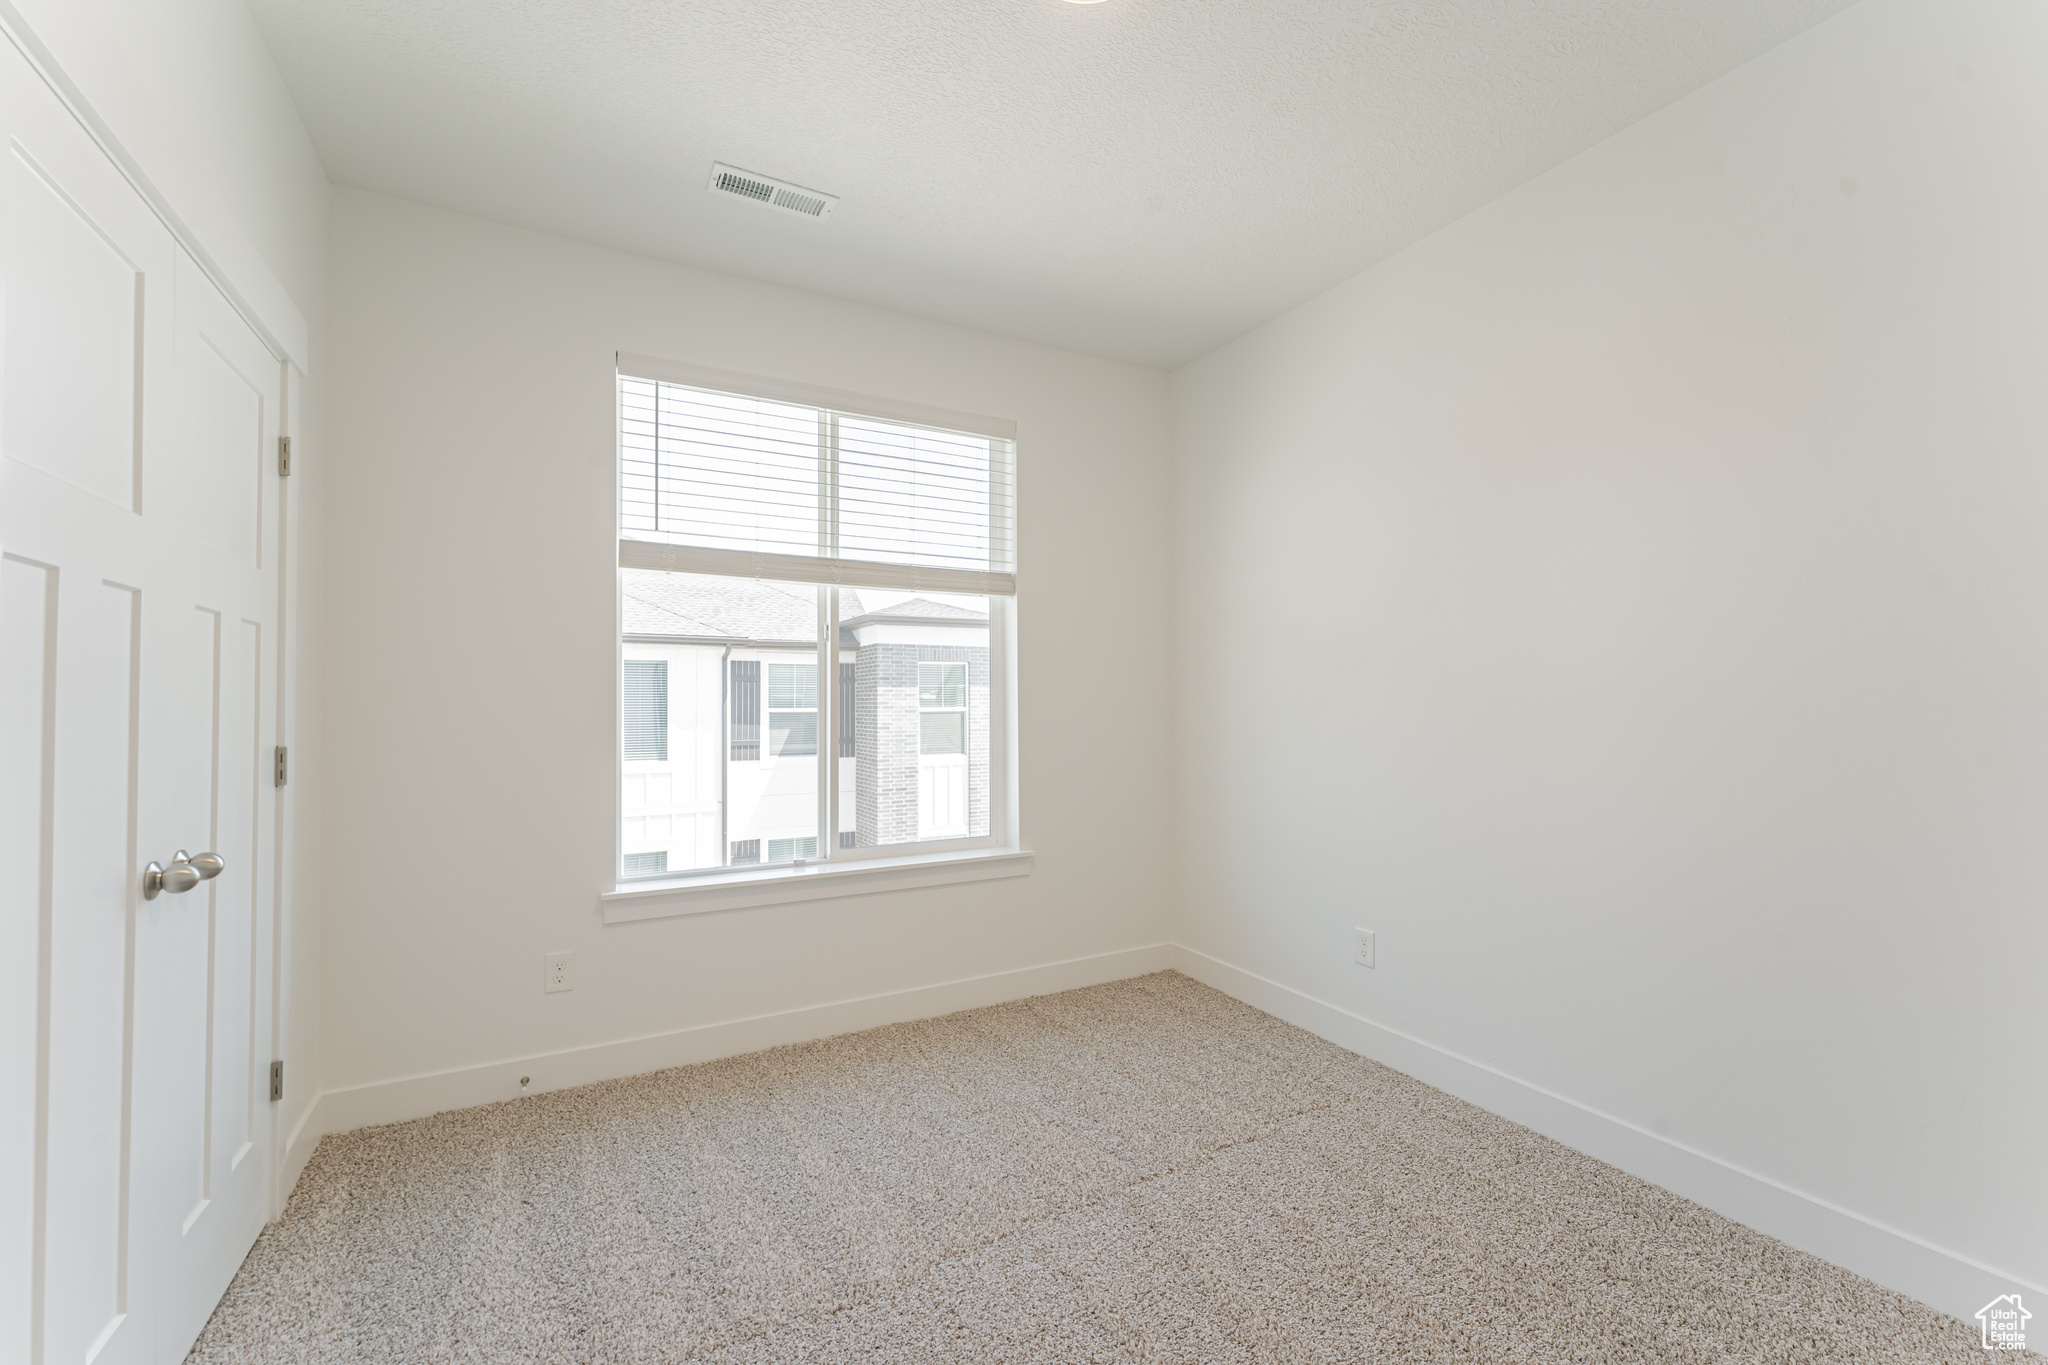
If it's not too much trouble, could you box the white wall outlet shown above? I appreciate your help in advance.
[1354,928,1376,969]
[544,951,575,993]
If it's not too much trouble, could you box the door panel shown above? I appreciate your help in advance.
[132,603,215,1251]
[0,144,144,513]
[918,756,968,840]
[41,577,146,1365]
[187,332,264,568]
[221,617,263,1176]
[0,553,54,1365]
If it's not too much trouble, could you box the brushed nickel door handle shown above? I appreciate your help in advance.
[143,850,225,900]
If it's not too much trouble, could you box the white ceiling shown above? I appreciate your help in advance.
[248,0,1857,368]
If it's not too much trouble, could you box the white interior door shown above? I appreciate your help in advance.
[0,36,283,1365]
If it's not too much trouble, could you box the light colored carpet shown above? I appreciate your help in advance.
[191,972,1995,1363]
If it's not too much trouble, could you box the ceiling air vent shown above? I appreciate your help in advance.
[708,163,838,221]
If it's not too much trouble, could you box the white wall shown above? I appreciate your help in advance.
[320,189,1172,1105]
[34,0,328,310]
[7,0,331,1192]
[1172,0,2045,1318]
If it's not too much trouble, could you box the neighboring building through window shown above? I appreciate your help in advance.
[621,575,993,870]
[617,363,1013,880]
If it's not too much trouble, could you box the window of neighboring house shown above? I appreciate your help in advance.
[623,659,667,761]
[767,836,818,863]
[919,662,966,755]
[767,662,818,757]
[617,359,1014,883]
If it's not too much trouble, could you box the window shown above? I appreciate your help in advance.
[617,357,1013,883]
[623,660,668,761]
[919,662,966,755]
[767,662,818,757]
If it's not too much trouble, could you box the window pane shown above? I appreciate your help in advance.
[843,589,991,847]
[769,711,817,757]
[620,374,1013,580]
[621,379,822,558]
[918,661,966,709]
[623,659,668,761]
[919,711,964,755]
[838,418,1002,574]
[621,569,818,875]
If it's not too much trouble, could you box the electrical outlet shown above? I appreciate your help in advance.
[544,951,575,993]
[1354,928,1376,969]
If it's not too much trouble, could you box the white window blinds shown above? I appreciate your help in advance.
[622,659,667,761]
[617,357,1017,595]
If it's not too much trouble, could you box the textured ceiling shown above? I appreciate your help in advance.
[248,0,1858,367]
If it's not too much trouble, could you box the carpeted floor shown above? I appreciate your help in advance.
[191,972,1996,1363]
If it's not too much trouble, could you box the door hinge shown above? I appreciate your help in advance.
[277,435,292,477]
[269,1059,284,1103]
[273,745,288,788]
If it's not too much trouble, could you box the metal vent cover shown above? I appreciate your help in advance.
[708,163,838,221]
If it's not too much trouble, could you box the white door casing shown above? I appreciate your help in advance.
[0,33,285,1365]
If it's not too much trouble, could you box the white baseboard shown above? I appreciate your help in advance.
[1169,943,2039,1327]
[309,943,1172,1140]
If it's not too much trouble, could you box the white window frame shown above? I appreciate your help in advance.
[604,356,1027,922]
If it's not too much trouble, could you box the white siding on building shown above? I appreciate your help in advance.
[620,643,722,872]
[727,647,822,859]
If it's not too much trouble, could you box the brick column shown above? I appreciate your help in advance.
[853,643,921,846]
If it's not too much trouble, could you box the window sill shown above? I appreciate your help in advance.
[599,848,1034,925]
